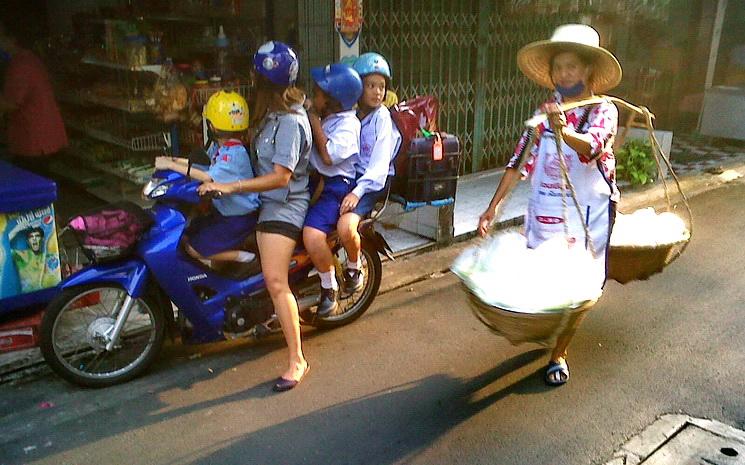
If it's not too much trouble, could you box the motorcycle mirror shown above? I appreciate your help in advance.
[188,146,211,165]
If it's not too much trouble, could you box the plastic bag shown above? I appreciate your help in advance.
[452,230,603,313]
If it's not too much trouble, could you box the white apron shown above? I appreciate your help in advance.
[526,132,613,272]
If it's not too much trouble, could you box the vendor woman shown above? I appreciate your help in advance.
[477,24,622,386]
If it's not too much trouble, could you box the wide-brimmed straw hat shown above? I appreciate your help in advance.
[517,24,622,93]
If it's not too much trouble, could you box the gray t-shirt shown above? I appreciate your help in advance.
[252,104,312,203]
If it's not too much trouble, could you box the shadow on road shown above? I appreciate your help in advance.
[177,349,550,465]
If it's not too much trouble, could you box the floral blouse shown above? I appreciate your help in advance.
[506,92,620,201]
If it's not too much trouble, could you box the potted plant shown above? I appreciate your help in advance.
[616,138,658,186]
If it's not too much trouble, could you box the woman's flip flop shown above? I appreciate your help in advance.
[273,364,310,392]
[545,360,570,386]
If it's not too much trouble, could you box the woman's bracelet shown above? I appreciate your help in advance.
[237,180,243,192]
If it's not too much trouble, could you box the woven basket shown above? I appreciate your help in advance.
[607,236,689,284]
[463,285,597,347]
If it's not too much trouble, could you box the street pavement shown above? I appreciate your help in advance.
[1,178,744,464]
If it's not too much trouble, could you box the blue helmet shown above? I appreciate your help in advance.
[311,63,363,110]
[253,41,299,86]
[353,52,392,81]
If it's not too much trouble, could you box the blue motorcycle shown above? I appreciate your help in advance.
[39,168,391,388]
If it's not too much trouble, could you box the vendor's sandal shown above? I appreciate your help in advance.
[545,360,570,386]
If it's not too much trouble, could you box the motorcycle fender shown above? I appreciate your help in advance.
[61,259,150,298]
[360,227,395,261]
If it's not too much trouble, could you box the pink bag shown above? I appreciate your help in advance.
[67,202,152,262]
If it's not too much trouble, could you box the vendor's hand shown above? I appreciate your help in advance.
[340,193,360,214]
[198,181,233,196]
[542,102,567,132]
[154,156,173,170]
[478,207,498,238]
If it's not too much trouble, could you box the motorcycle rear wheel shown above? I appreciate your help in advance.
[40,284,166,388]
[314,238,382,329]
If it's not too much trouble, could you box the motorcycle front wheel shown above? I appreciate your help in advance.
[314,238,383,329]
[40,284,166,388]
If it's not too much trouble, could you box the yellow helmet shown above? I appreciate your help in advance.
[203,90,249,132]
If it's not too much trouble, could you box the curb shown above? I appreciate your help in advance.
[603,414,745,464]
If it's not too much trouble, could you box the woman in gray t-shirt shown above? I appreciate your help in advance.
[199,41,312,392]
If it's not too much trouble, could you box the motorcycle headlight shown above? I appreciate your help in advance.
[142,179,169,199]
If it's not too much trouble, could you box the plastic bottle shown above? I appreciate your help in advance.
[216,25,230,79]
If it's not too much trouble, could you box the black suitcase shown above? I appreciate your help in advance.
[393,133,460,202]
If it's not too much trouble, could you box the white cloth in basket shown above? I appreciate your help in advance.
[452,230,603,313]
[610,208,689,247]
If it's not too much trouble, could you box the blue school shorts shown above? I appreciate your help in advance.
[352,176,392,217]
[187,208,259,257]
[304,175,354,234]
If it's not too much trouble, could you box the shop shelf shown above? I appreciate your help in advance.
[67,120,169,152]
[66,145,152,185]
[81,56,162,74]
[61,91,150,114]
[190,83,251,107]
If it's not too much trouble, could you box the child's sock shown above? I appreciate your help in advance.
[235,251,255,262]
[346,258,362,271]
[319,270,339,290]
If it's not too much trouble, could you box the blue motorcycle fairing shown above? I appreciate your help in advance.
[61,259,150,298]
[136,203,274,343]
[150,170,202,204]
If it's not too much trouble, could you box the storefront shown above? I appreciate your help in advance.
[697,0,745,140]
[16,0,334,204]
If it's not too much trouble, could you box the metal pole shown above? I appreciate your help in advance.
[471,0,492,173]
[704,0,727,90]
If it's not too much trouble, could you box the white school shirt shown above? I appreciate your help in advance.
[352,105,402,198]
[310,109,360,179]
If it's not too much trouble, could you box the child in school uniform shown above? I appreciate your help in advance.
[303,63,363,316]
[155,90,260,266]
[337,52,402,294]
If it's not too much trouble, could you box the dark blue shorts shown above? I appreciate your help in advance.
[187,209,258,257]
[352,176,392,217]
[304,176,353,234]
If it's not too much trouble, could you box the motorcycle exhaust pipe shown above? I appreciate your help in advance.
[297,294,320,312]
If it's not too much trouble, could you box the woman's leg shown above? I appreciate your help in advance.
[547,311,589,383]
[257,231,308,381]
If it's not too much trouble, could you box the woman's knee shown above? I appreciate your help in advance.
[263,271,290,296]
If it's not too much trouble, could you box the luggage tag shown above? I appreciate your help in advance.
[432,133,443,161]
